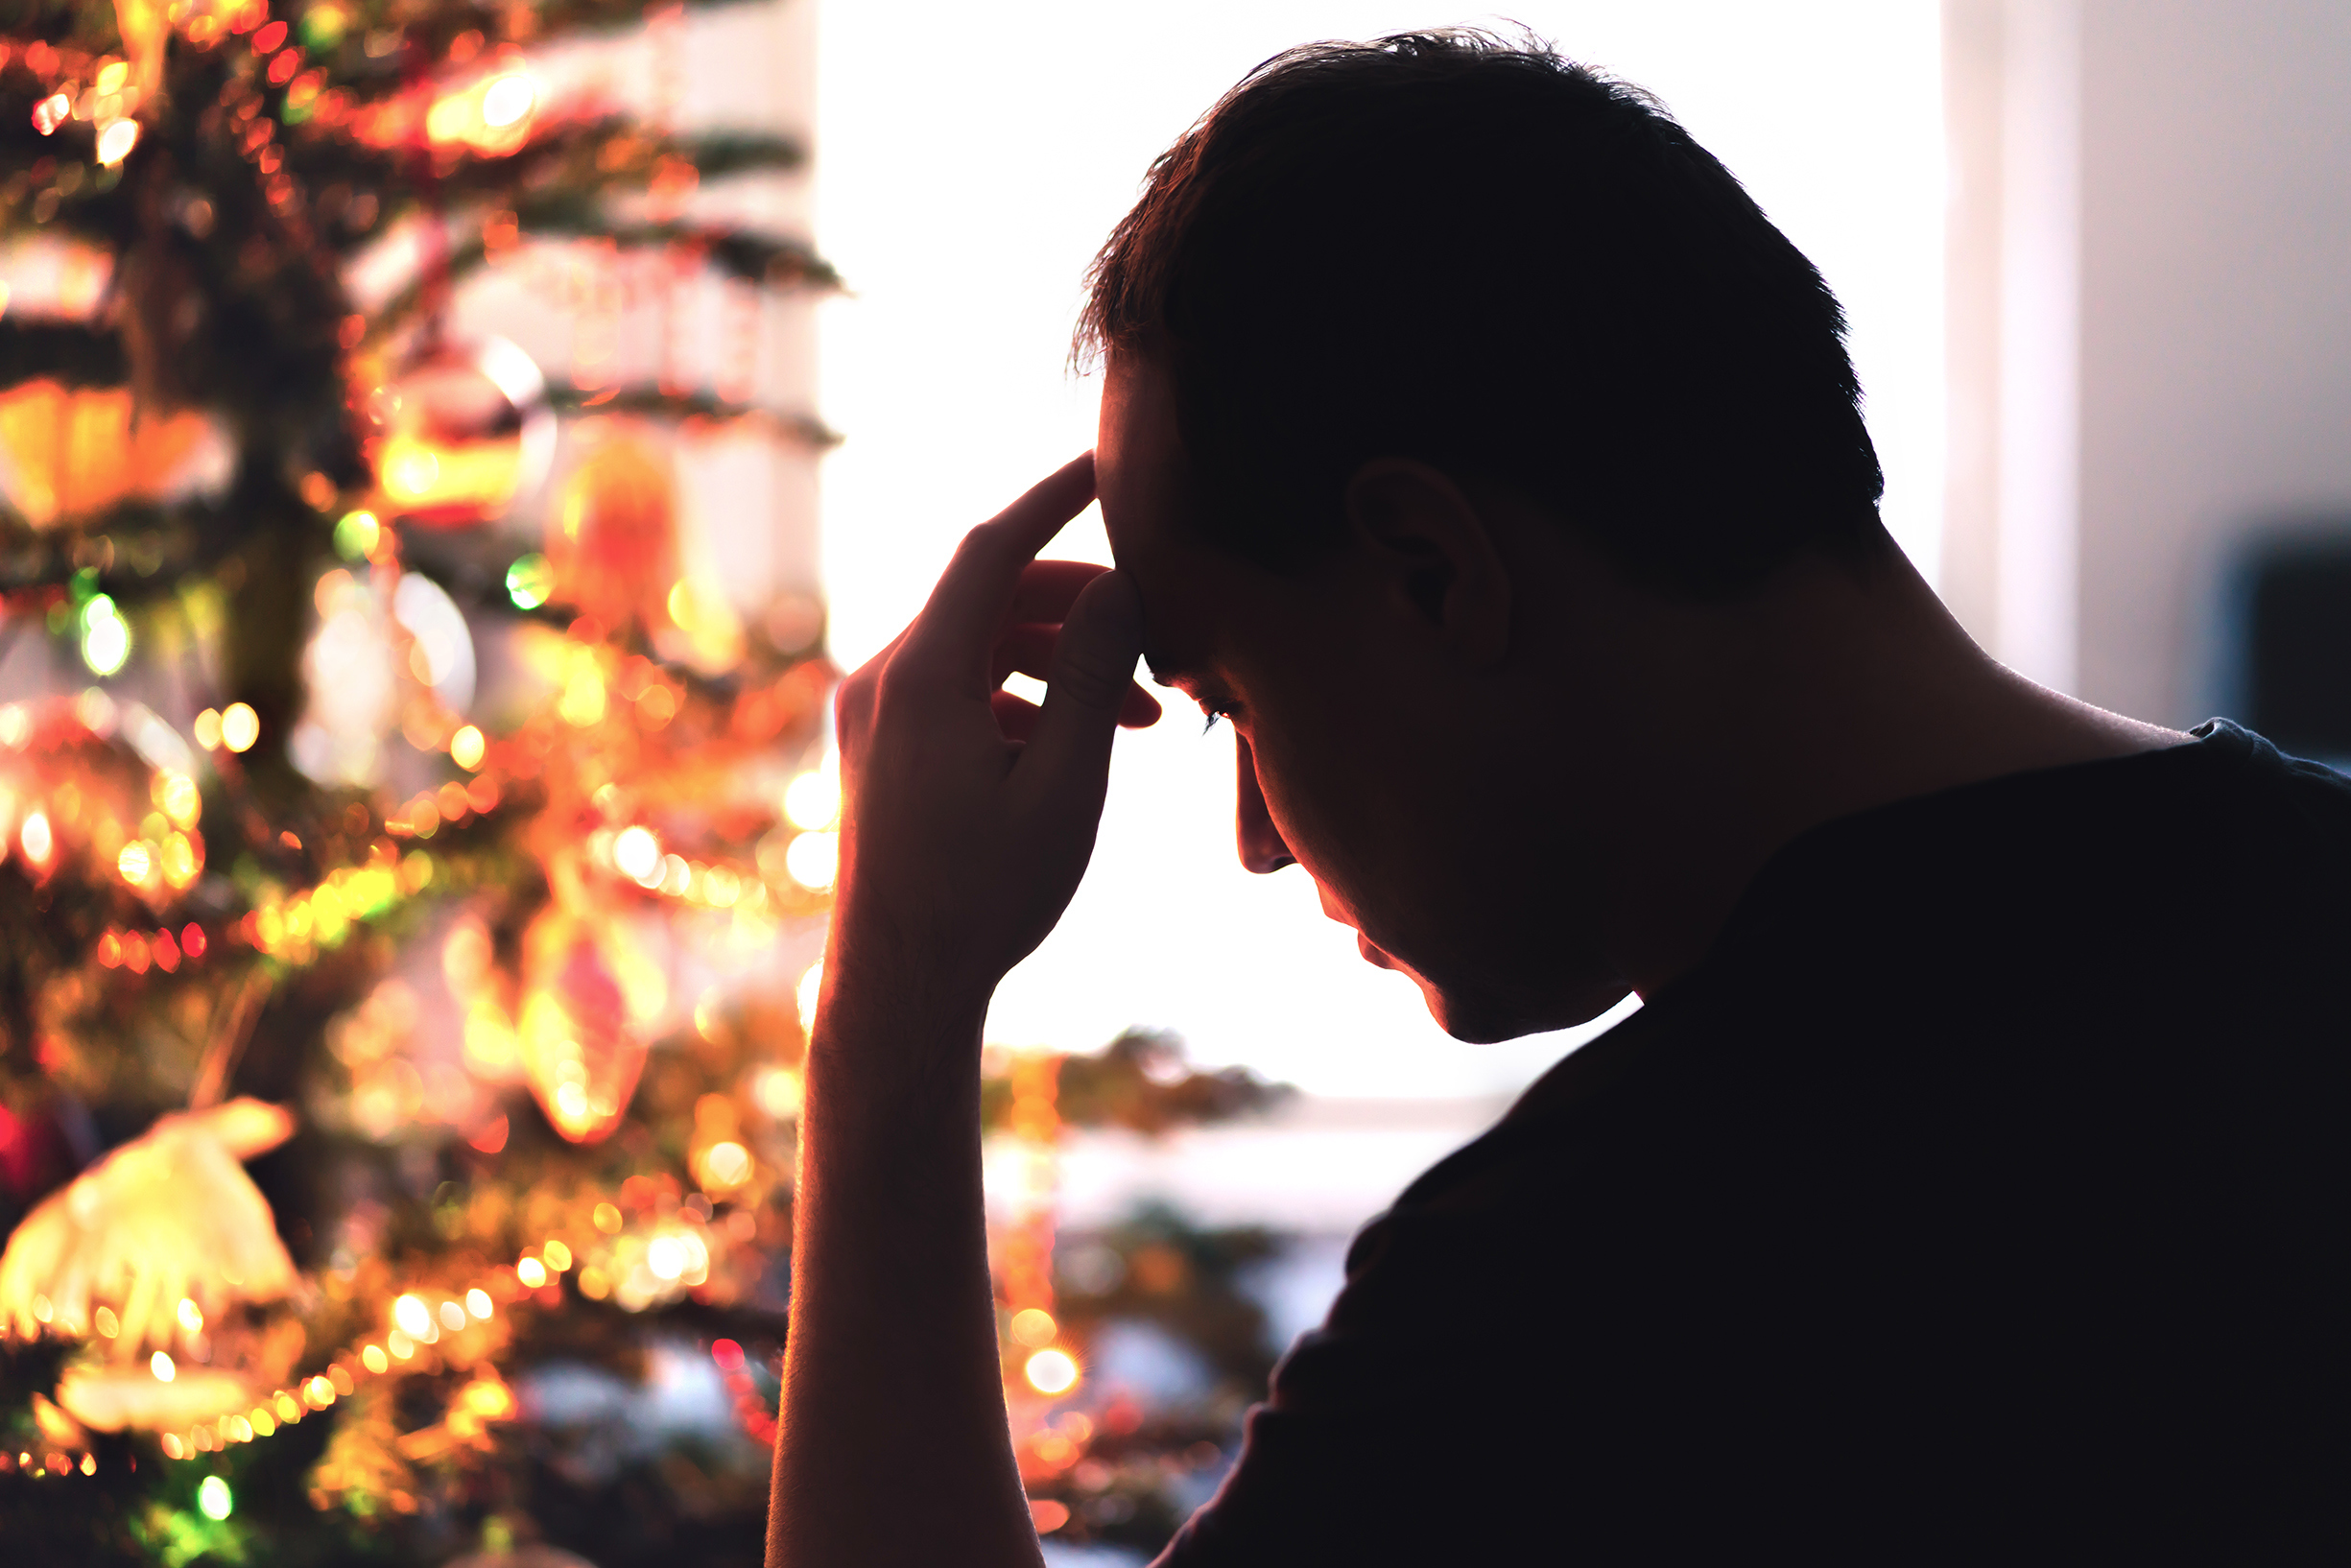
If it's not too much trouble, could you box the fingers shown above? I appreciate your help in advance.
[1008,559,1112,625]
[1021,570,1145,801]
[990,689,1041,744]
[993,624,1163,727]
[901,454,1098,680]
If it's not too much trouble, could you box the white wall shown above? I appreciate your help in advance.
[2076,0,2351,725]
[817,3,1943,1094]
[1943,0,2351,725]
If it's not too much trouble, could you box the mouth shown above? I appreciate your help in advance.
[1354,929,1393,970]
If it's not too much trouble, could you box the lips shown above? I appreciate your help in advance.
[1355,929,1392,969]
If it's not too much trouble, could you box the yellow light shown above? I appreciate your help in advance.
[466,1288,493,1319]
[480,74,535,128]
[361,1344,388,1374]
[392,1294,432,1339]
[784,830,838,891]
[449,725,486,770]
[250,1409,275,1437]
[1009,1308,1057,1348]
[612,825,662,887]
[783,768,841,831]
[542,1239,573,1271]
[155,771,200,827]
[699,1139,752,1191]
[592,1203,622,1234]
[1023,1348,1080,1396]
[95,118,140,166]
[439,1299,466,1332]
[219,702,260,752]
[151,1351,176,1383]
[275,1393,300,1422]
[160,832,200,889]
[307,1375,335,1407]
[19,811,50,866]
[176,1297,203,1334]
[192,708,223,749]
[94,1306,118,1339]
[516,1256,547,1289]
[751,1064,804,1120]
[388,1330,415,1359]
[461,1376,515,1419]
[647,1235,686,1281]
[117,840,154,886]
[558,661,607,726]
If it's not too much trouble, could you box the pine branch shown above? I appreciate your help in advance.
[0,321,130,389]
[361,221,834,349]
[549,383,838,448]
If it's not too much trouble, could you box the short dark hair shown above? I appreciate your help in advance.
[1078,31,1888,592]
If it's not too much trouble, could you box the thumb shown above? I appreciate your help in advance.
[1022,569,1145,797]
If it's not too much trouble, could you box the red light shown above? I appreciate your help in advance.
[181,924,207,959]
[711,1338,745,1372]
[251,20,287,52]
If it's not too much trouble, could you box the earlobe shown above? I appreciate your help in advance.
[1342,459,1511,666]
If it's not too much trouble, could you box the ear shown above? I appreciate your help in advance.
[1342,458,1510,667]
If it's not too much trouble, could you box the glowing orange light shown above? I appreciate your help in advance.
[19,811,52,866]
[1023,1348,1079,1396]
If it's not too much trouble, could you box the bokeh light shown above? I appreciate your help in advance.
[219,702,260,752]
[784,829,837,890]
[1023,1347,1079,1396]
[79,594,130,676]
[783,766,840,831]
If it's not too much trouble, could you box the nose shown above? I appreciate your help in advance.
[1234,735,1296,874]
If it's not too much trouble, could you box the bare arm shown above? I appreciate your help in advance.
[767,454,1158,1567]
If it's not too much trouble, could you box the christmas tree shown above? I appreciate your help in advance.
[0,3,1289,1562]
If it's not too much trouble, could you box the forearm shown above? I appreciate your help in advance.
[767,977,1043,1568]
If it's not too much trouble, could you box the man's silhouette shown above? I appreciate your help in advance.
[768,34,2348,1564]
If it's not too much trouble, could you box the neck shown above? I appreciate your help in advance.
[1564,542,2182,994]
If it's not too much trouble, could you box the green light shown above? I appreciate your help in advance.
[333,509,381,561]
[197,1474,232,1520]
[80,594,131,676]
[506,553,554,611]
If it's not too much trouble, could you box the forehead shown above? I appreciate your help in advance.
[1096,353,1228,685]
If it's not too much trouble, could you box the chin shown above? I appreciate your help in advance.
[1413,970,1636,1044]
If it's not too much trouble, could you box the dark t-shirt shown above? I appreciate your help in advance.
[1158,721,2350,1563]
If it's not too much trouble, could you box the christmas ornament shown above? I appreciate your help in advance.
[373,336,553,527]
[0,380,216,527]
[546,430,682,630]
[517,913,662,1144]
[0,1098,298,1352]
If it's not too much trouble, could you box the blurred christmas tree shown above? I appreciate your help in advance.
[0,6,1297,1560]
